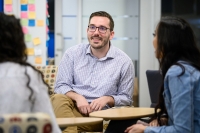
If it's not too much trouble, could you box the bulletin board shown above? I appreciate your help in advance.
[4,0,49,66]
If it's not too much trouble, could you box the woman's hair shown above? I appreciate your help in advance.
[0,13,51,108]
[152,16,200,125]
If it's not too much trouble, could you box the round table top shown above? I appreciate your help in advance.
[56,117,103,127]
[89,107,155,120]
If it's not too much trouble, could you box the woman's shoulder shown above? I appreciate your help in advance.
[166,61,200,78]
[0,62,39,78]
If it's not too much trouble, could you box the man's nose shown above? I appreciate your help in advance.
[94,27,100,34]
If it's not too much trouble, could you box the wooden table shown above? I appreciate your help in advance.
[56,117,103,128]
[89,107,155,120]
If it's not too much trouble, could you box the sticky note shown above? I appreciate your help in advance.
[20,0,28,4]
[46,18,49,26]
[34,48,42,56]
[28,4,35,11]
[20,19,28,26]
[46,26,49,33]
[33,37,41,45]
[26,48,34,55]
[5,4,12,12]
[5,0,12,4]
[28,12,36,19]
[46,42,49,47]
[28,0,35,4]
[46,10,49,16]
[21,12,28,18]
[28,19,35,26]
[46,34,50,41]
[21,5,27,11]
[22,27,28,34]
[37,20,44,27]
[35,57,42,64]
[25,34,31,42]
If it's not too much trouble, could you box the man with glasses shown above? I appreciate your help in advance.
[51,11,134,133]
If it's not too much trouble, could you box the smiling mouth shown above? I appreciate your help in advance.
[91,37,102,41]
[91,37,102,40]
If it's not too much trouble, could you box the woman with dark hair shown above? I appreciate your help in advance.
[0,13,61,133]
[125,16,200,133]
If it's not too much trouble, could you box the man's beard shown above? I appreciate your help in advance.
[89,36,110,49]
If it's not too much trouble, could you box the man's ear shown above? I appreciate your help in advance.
[109,31,115,40]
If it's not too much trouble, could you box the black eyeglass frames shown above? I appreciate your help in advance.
[88,25,110,33]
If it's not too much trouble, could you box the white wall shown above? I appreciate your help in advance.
[54,0,63,65]
[139,0,161,107]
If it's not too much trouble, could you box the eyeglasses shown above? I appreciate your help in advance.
[88,25,110,34]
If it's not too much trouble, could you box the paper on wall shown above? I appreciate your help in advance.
[20,0,28,4]
[28,0,35,4]
[5,4,13,12]
[34,48,42,56]
[5,0,12,4]
[33,37,41,45]
[35,57,42,64]
[25,34,31,42]
[21,12,28,18]
[26,48,34,55]
[22,26,28,34]
[28,12,36,19]
[28,4,35,11]
[20,19,28,26]
[37,20,44,26]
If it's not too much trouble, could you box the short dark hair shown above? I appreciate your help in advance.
[89,11,114,31]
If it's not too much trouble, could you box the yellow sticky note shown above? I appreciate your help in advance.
[20,0,28,4]
[26,48,34,55]
[5,0,12,4]
[28,12,36,19]
[33,37,41,45]
[37,20,44,27]
[35,57,42,64]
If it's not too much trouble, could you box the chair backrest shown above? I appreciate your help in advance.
[146,70,162,108]
[0,113,52,133]
[133,77,139,107]
[35,65,58,95]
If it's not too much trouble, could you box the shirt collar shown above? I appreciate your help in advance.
[86,42,115,59]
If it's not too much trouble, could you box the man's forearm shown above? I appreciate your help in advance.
[65,91,83,101]
[106,96,115,107]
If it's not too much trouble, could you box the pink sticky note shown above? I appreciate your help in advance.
[5,4,12,12]
[21,12,28,18]
[46,26,49,33]
[28,4,35,11]
[46,3,48,8]
[46,10,49,16]
[22,27,28,34]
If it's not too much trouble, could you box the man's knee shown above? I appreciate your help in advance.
[51,94,74,112]
[51,94,73,104]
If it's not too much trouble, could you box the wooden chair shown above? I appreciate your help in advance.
[0,113,52,133]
